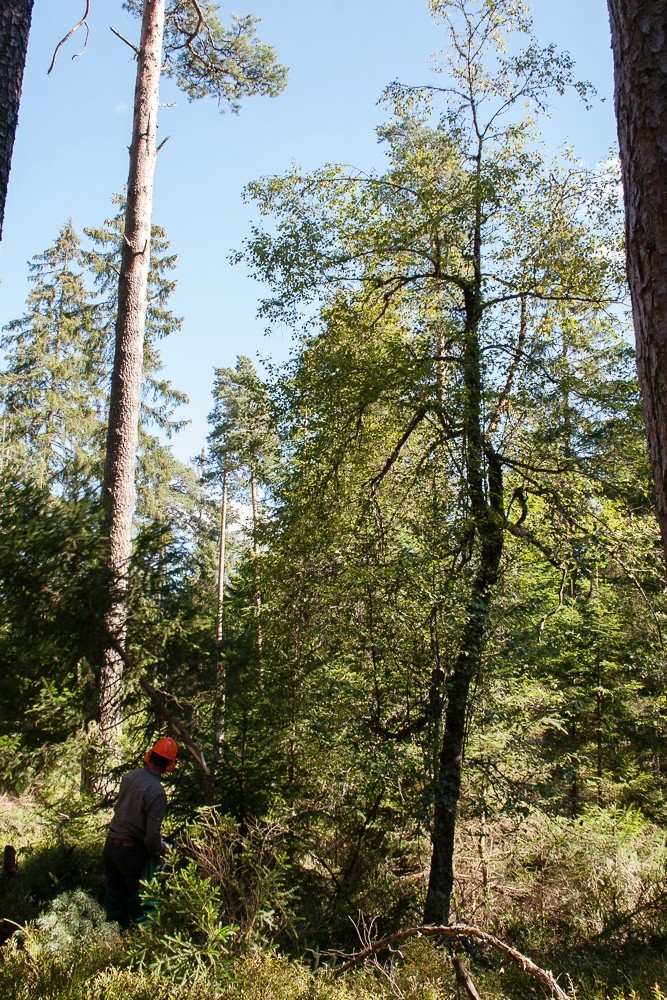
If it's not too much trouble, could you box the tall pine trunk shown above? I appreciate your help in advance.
[100,0,165,739]
[0,0,34,239]
[607,1,667,561]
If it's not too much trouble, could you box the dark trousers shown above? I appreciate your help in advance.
[103,839,154,929]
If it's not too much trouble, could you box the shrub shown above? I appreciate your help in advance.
[179,809,296,947]
[0,902,123,1000]
[502,807,667,951]
[125,862,238,983]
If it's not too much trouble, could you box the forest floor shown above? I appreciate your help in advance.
[1,793,666,999]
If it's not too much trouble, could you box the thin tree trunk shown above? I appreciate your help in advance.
[607,1,667,561]
[206,469,229,804]
[423,169,504,922]
[100,0,165,739]
[0,0,33,239]
[596,645,603,798]
[250,466,264,669]
[216,469,228,647]
[422,528,503,924]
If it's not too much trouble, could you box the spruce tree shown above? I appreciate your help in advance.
[0,221,105,494]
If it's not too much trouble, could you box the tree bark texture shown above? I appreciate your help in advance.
[423,230,505,923]
[608,1,667,560]
[0,0,34,239]
[100,0,165,738]
[422,525,503,925]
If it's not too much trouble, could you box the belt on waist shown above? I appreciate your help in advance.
[107,836,141,847]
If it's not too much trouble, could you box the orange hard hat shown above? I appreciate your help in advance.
[144,737,179,772]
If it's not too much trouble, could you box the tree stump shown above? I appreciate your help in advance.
[2,844,17,878]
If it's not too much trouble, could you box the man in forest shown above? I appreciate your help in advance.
[102,737,178,928]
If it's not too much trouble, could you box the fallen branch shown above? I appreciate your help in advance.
[330,923,572,1000]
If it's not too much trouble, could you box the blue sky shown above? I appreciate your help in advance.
[0,0,617,463]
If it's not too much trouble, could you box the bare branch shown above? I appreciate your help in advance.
[487,295,527,437]
[109,26,140,57]
[330,923,572,1000]
[48,0,92,75]
[180,0,205,50]
[538,566,568,634]
[368,407,428,492]
[0,918,26,933]
[505,518,567,572]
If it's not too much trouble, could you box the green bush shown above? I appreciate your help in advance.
[118,809,296,984]
[178,809,296,947]
[501,807,667,951]
[33,889,112,953]
[0,912,123,1000]
[125,862,238,983]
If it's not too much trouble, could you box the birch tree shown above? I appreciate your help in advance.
[242,0,626,924]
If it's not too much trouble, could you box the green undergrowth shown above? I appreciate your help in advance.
[1,795,667,999]
[1,912,666,1000]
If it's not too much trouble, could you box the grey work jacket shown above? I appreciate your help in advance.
[107,766,167,857]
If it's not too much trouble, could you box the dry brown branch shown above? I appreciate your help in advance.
[139,675,210,777]
[103,629,211,776]
[0,917,25,933]
[330,923,572,1000]
[452,956,483,1000]
[48,0,92,75]
[109,26,140,56]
